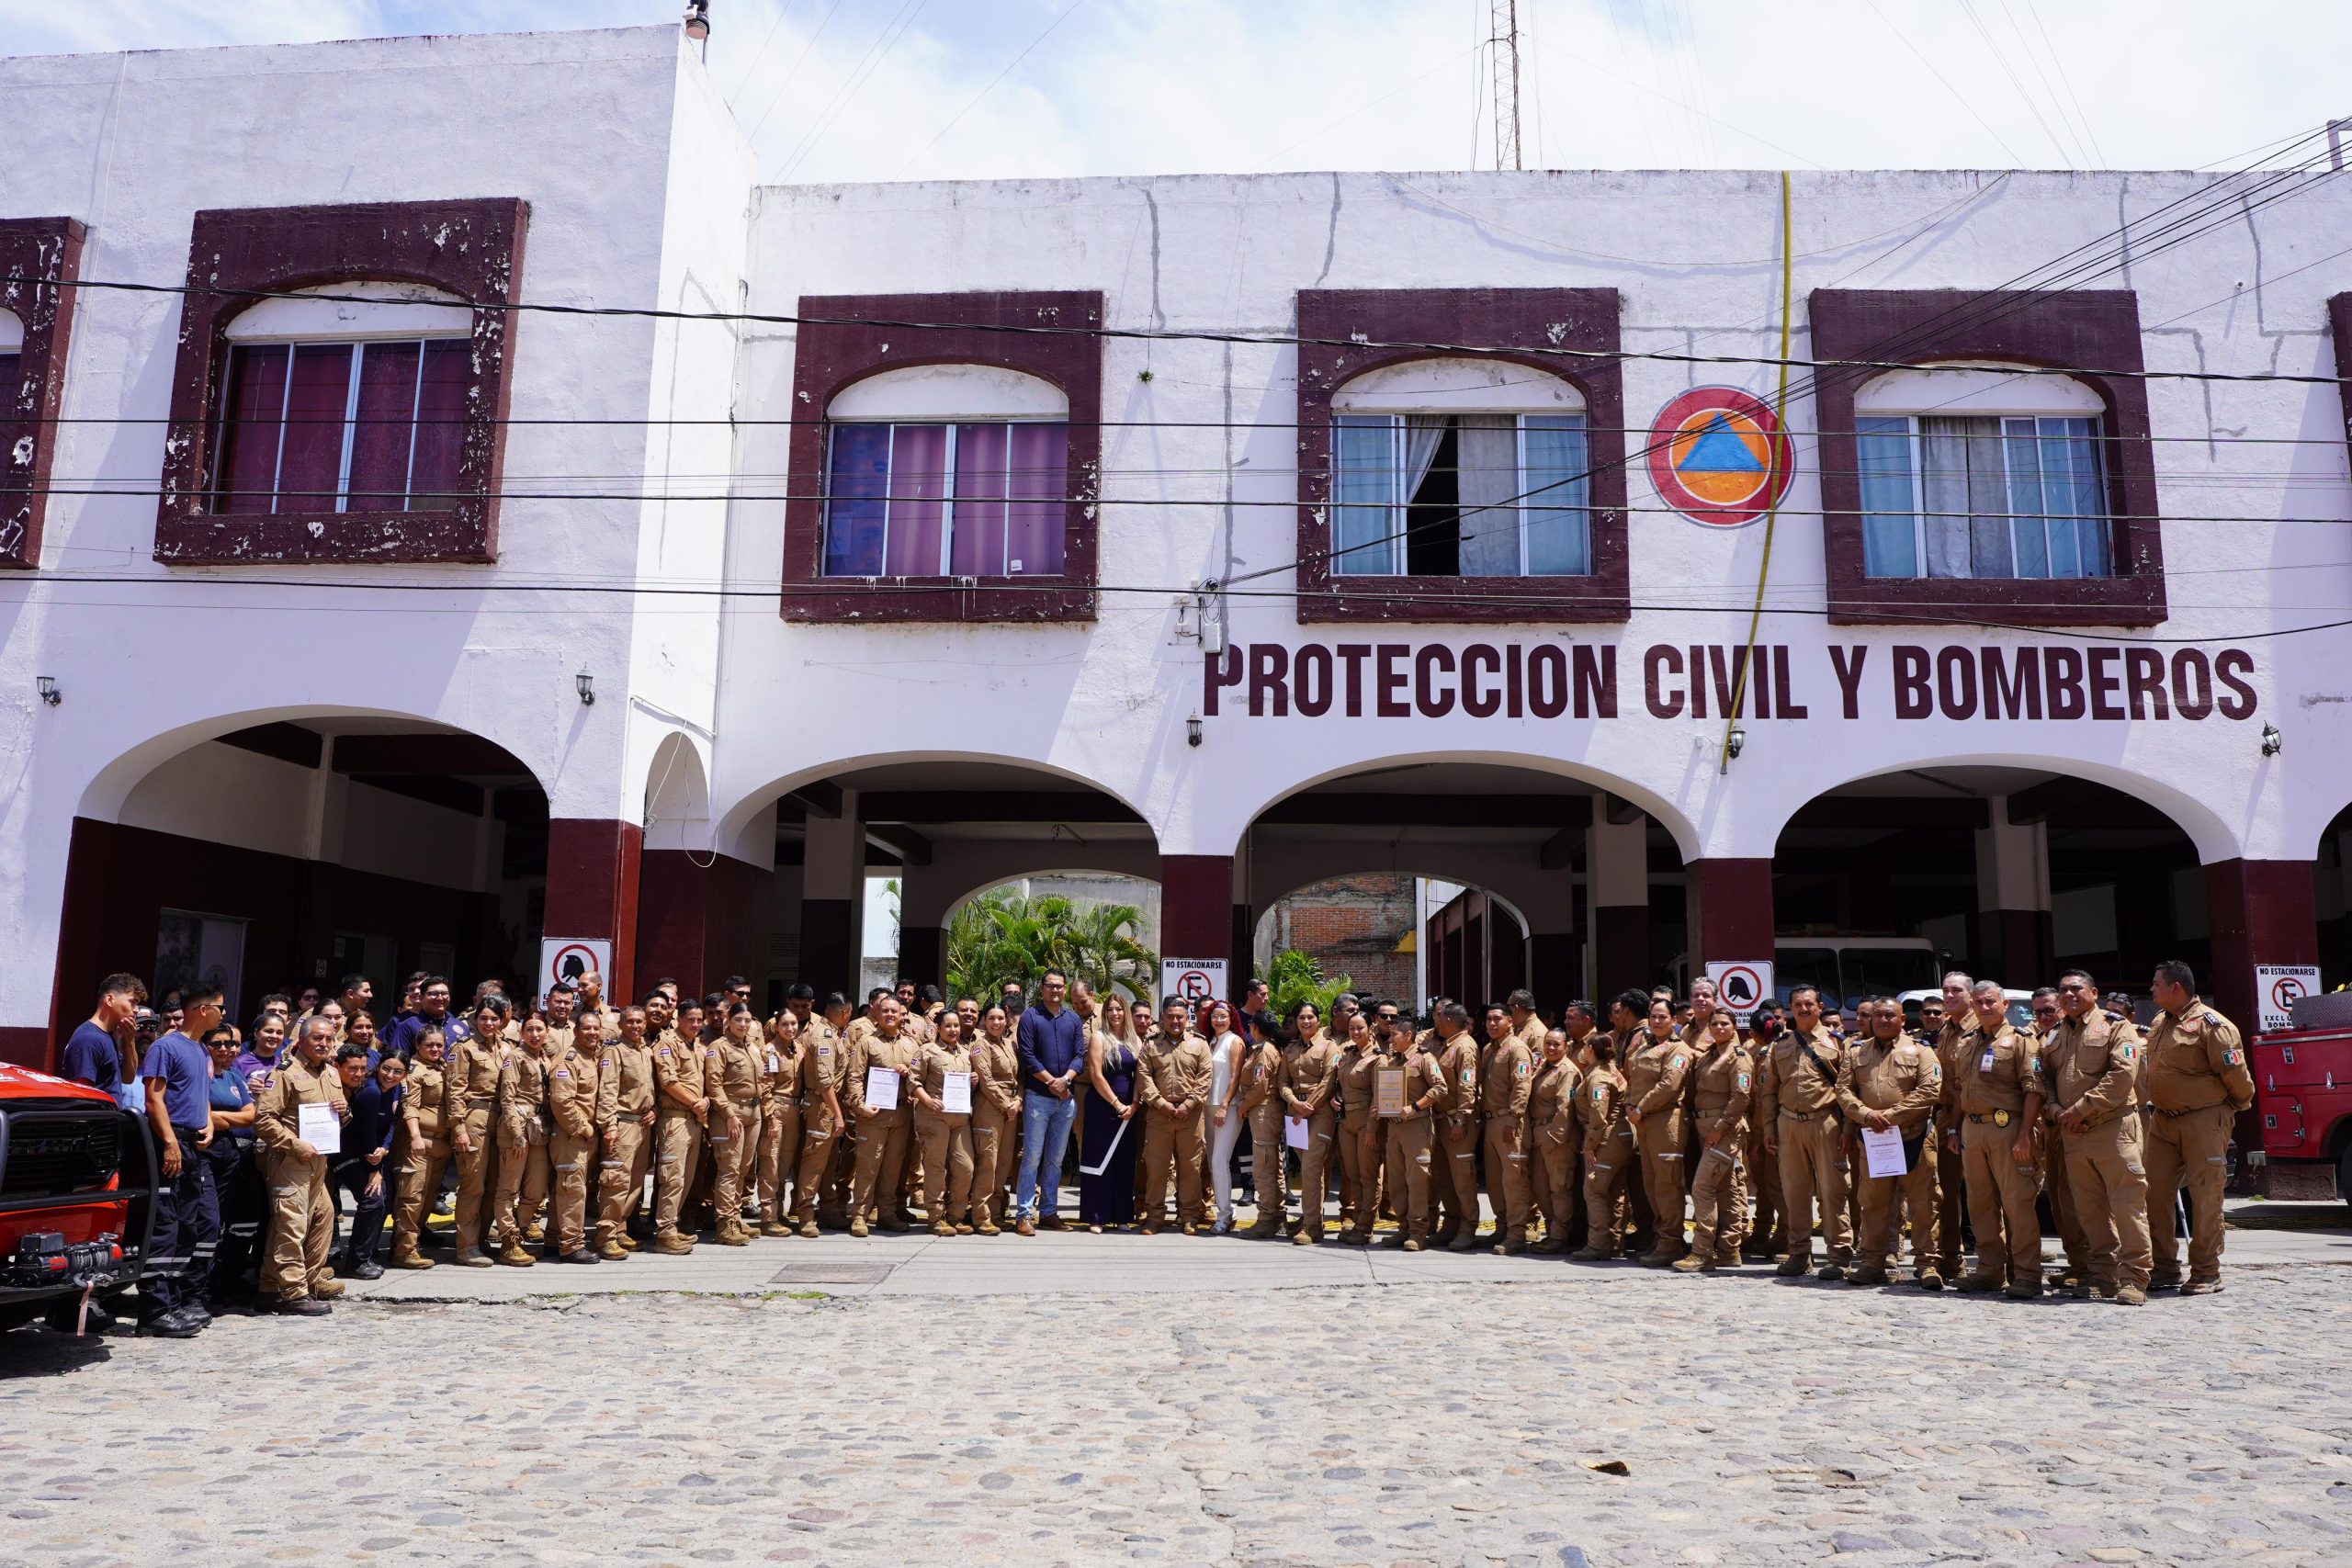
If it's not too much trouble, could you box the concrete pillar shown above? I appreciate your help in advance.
[797,788,863,1000]
[1974,798,2052,985]
[2204,859,2320,1033]
[1586,810,1647,994]
[1686,858,1775,975]
[637,852,775,999]
[545,819,643,1005]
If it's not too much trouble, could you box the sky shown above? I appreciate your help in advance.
[4,0,2351,185]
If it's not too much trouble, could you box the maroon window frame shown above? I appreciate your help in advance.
[0,216,87,572]
[1295,288,1628,624]
[2330,293,2352,470]
[154,197,528,565]
[781,290,1102,623]
[1811,288,2165,627]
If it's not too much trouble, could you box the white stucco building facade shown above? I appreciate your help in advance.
[3,23,2346,1062]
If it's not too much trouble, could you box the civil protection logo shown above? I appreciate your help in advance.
[1646,386,1792,527]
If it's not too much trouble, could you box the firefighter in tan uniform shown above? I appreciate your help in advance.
[1673,1007,1751,1272]
[2023,988,2086,1288]
[706,1009,764,1246]
[1572,1034,1632,1259]
[1239,1014,1288,1238]
[1428,1003,1483,1249]
[967,1004,1020,1235]
[910,1009,978,1235]
[1759,986,1853,1279]
[2142,962,2254,1294]
[1476,1005,1537,1254]
[492,1016,557,1266]
[1137,998,1214,1234]
[1331,1013,1383,1241]
[594,1006,658,1258]
[1836,998,1943,1286]
[545,1020,602,1263]
[1623,1002,1693,1267]
[1525,1028,1582,1252]
[794,999,850,1234]
[754,1010,806,1237]
[1951,979,2045,1297]
[253,1017,349,1312]
[389,1028,453,1269]
[1278,1003,1339,1243]
[1926,975,1974,1281]
[2043,970,2152,1303]
[847,999,920,1235]
[1377,1025,1446,1250]
[650,1006,719,1253]
[447,1004,507,1267]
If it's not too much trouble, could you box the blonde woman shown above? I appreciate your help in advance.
[1079,993,1144,1232]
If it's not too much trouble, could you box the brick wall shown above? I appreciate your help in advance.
[1258,874,1418,1005]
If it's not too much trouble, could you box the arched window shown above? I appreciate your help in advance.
[212,283,474,516]
[1851,363,2110,581]
[1329,357,1590,579]
[0,304,21,377]
[820,364,1070,579]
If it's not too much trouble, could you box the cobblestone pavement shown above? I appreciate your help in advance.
[3,1247,2348,1568]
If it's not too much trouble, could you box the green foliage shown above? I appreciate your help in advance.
[1263,948,1351,1023]
[944,889,1156,1004]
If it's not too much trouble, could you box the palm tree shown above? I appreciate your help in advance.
[945,889,1157,1003]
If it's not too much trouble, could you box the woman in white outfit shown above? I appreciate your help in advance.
[1204,999,1247,1234]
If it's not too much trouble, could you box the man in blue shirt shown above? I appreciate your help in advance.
[61,972,145,1097]
[332,1045,406,1279]
[1013,969,1086,1235]
[140,987,225,1338]
[388,976,469,1058]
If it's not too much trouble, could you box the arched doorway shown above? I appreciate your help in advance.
[1253,874,1532,1017]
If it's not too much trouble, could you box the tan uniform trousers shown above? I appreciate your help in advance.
[1383,1116,1434,1241]
[2145,1104,2233,1282]
[451,1108,497,1255]
[1933,1137,1967,1276]
[1434,1115,1480,1237]
[794,1107,840,1225]
[1140,1106,1208,1227]
[391,1137,449,1257]
[1482,1113,1536,1244]
[1855,1131,1939,1271]
[2041,1122,2088,1277]
[1531,1119,1580,1246]
[652,1111,705,1237]
[711,1107,760,1224]
[850,1108,912,1224]
[1335,1112,1375,1229]
[1688,1139,1745,1261]
[2061,1115,2153,1292]
[548,1129,597,1255]
[492,1132,550,1247]
[968,1102,1013,1228]
[1582,1128,1634,1254]
[1249,1106,1286,1230]
[1634,1109,1689,1258]
[595,1120,651,1247]
[1295,1109,1338,1236]
[824,1122,856,1224]
[1961,1117,2041,1287]
[1777,1110,1852,1264]
[1744,1120,1781,1252]
[915,1110,975,1226]
[756,1103,802,1224]
[261,1147,334,1301]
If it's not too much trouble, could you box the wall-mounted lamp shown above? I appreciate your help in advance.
[576,669,595,706]
[1187,713,1203,748]
[2261,722,2282,757]
[36,676,61,707]
[682,2,711,41]
[1724,726,1746,760]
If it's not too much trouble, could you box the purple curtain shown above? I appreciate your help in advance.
[346,341,421,509]
[407,339,469,504]
[216,344,288,514]
[950,422,1009,576]
[823,423,890,576]
[1005,423,1068,574]
[885,423,948,576]
[277,344,353,511]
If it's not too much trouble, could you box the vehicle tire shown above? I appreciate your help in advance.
[0,1301,42,1334]
[2338,1142,2352,1222]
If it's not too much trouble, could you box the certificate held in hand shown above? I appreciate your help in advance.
[1860,1125,1907,1179]
[1374,1067,1407,1118]
[297,1100,341,1156]
[865,1066,901,1111]
[941,1072,973,1115]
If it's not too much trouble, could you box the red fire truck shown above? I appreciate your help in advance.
[2249,991,2352,1216]
[0,1062,156,1332]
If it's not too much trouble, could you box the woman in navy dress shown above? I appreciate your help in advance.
[1079,993,1143,1231]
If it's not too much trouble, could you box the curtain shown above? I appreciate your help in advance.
[949,421,1009,577]
[1453,414,1521,576]
[1918,415,2011,578]
[346,341,421,510]
[408,340,470,505]
[1518,414,1590,576]
[277,344,354,513]
[1332,416,1395,576]
[822,423,890,576]
[216,343,288,515]
[1855,416,1917,578]
[884,423,948,576]
[1004,422,1067,574]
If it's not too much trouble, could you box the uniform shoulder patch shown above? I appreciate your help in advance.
[2222,1048,2243,1066]
[656,1047,673,1059]
[1669,1055,1687,1071]
[1737,1071,1751,1091]
[2120,1043,2138,1064]
[1515,1061,1530,1078]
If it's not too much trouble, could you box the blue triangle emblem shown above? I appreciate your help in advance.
[1677,413,1766,474]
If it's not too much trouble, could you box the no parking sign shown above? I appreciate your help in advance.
[1159,956,1228,1013]
[2256,964,2319,1032]
[1705,960,1774,1026]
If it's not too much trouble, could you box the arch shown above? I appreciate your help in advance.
[0,304,21,353]
[931,859,1162,929]
[826,363,1068,422]
[712,750,1157,858]
[640,731,713,855]
[224,280,473,342]
[1854,360,2104,417]
[1331,355,1587,413]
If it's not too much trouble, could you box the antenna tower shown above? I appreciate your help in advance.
[1487,0,1523,171]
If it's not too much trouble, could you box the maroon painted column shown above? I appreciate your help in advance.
[2205,859,2320,1033]
[637,851,775,1000]
[1686,858,1776,975]
[1160,853,1235,1009]
[546,819,642,1005]
[899,926,944,991]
